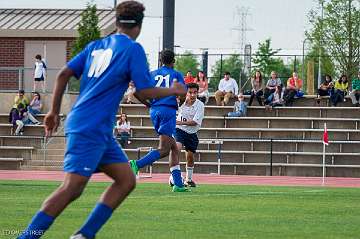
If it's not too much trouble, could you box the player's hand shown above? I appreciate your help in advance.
[44,112,60,137]
[171,81,186,96]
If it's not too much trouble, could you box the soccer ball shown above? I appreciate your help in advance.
[168,174,185,187]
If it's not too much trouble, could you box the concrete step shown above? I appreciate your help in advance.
[126,115,360,129]
[130,126,360,141]
[119,104,360,118]
[125,138,360,153]
[0,157,23,170]
[0,146,33,159]
[0,135,44,148]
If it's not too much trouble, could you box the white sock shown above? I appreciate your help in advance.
[186,167,194,181]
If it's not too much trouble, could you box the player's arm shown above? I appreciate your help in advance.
[176,119,198,126]
[44,66,74,137]
[133,92,151,107]
[136,82,186,100]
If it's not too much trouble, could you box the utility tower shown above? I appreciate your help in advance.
[232,6,252,52]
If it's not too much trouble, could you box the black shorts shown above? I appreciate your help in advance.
[174,128,199,153]
[34,77,44,82]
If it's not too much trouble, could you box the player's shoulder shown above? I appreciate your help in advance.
[194,99,205,109]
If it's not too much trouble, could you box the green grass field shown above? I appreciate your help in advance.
[0,180,360,239]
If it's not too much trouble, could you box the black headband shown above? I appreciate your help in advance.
[117,13,144,25]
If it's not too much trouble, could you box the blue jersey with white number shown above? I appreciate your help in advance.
[65,33,154,137]
[150,66,184,109]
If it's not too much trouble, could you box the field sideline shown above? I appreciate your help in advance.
[0,177,360,238]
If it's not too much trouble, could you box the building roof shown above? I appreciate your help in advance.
[0,8,115,38]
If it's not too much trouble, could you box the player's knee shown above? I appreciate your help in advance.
[61,182,86,201]
[158,146,171,158]
[115,173,136,193]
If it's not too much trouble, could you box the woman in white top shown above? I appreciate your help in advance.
[116,113,131,147]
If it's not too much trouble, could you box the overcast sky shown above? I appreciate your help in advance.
[2,0,319,69]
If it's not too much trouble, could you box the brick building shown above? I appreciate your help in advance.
[0,8,115,91]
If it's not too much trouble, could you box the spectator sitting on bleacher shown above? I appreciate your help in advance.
[184,70,196,84]
[9,103,26,135]
[283,72,303,106]
[350,71,360,106]
[248,70,263,106]
[28,92,43,115]
[264,71,282,100]
[265,85,283,110]
[215,71,239,106]
[330,74,348,106]
[122,81,140,104]
[317,74,334,97]
[196,71,209,104]
[227,93,247,117]
[13,90,29,109]
[115,113,131,147]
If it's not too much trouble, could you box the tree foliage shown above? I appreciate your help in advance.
[71,3,101,57]
[174,51,200,76]
[69,3,100,92]
[210,54,243,90]
[252,38,291,80]
[307,0,360,79]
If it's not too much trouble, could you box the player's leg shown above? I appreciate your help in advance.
[17,173,89,239]
[74,163,135,239]
[170,129,190,192]
[184,133,199,187]
[130,108,175,174]
[72,137,135,239]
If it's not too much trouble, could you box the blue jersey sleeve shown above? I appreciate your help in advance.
[129,43,154,91]
[67,44,91,79]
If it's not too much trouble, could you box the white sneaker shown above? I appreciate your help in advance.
[70,234,88,239]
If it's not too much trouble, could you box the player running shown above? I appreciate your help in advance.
[17,2,186,239]
[129,49,189,192]
[174,83,205,187]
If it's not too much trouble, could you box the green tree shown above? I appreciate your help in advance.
[252,38,291,80]
[210,54,243,91]
[69,3,101,92]
[307,0,360,79]
[174,51,200,76]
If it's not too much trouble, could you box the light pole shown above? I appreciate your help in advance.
[318,0,324,89]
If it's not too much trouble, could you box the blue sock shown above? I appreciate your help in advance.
[17,211,54,239]
[78,203,113,239]
[170,165,184,187]
[136,150,161,169]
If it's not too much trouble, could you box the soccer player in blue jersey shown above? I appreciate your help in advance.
[129,49,189,192]
[17,2,186,239]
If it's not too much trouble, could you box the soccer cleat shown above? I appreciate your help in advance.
[69,234,88,239]
[184,180,197,187]
[129,160,139,176]
[172,185,191,192]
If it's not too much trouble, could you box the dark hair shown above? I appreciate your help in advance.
[160,49,175,65]
[33,91,41,100]
[18,90,25,95]
[17,103,25,109]
[224,71,231,75]
[35,54,42,60]
[120,113,128,123]
[253,70,262,84]
[339,74,348,83]
[186,82,199,91]
[116,1,145,29]
[196,71,207,82]
[324,74,332,82]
